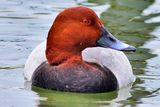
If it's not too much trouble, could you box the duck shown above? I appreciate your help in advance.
[24,6,136,93]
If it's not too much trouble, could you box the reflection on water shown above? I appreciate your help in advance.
[32,85,133,107]
[0,0,160,107]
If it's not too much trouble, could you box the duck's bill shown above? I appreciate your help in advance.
[96,27,136,52]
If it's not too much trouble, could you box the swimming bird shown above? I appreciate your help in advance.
[24,6,136,93]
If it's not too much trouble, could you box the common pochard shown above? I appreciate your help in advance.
[24,6,136,93]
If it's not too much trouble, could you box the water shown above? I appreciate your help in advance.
[0,0,160,107]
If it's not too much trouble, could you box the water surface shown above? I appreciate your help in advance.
[0,0,160,107]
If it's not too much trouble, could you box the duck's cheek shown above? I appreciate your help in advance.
[84,27,101,41]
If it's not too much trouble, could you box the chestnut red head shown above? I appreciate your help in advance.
[46,6,136,65]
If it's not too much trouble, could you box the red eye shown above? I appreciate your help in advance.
[83,19,91,25]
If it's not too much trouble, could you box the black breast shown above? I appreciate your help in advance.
[32,61,118,93]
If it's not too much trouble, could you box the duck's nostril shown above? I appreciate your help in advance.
[108,37,116,42]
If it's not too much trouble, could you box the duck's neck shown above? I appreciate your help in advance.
[46,48,81,65]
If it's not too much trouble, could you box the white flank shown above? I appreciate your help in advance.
[24,41,47,81]
[82,47,135,88]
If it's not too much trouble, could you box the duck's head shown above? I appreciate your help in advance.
[46,6,136,65]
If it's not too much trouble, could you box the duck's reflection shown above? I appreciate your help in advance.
[25,81,133,107]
